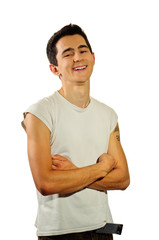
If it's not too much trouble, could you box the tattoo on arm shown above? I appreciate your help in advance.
[113,123,120,142]
[116,134,120,142]
[114,124,119,133]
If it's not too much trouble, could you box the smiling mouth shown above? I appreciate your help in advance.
[73,65,87,71]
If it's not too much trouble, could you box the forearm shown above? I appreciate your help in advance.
[39,162,106,196]
[88,167,130,191]
[89,122,130,192]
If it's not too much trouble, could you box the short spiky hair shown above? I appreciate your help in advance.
[46,24,92,66]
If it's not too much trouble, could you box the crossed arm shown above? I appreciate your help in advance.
[25,113,130,196]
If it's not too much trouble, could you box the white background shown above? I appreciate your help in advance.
[0,0,159,239]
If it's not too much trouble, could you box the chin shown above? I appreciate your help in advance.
[75,78,90,84]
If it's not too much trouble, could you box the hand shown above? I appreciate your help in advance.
[52,154,77,170]
[98,153,117,175]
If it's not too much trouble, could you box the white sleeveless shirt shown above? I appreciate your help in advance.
[22,91,118,236]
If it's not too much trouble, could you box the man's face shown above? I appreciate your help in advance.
[53,34,95,84]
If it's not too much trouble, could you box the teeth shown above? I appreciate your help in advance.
[74,66,87,71]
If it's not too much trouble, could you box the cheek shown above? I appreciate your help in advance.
[58,63,69,74]
[88,58,95,70]
[62,60,72,71]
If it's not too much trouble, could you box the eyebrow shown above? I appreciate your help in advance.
[62,45,89,55]
[62,48,74,55]
[78,45,88,49]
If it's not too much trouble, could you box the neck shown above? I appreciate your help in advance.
[58,81,90,108]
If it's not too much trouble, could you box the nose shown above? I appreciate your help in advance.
[73,52,81,63]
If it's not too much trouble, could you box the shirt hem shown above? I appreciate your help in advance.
[36,221,111,237]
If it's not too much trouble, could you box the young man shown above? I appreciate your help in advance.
[22,24,130,240]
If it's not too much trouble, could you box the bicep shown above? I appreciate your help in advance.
[108,123,128,173]
[25,113,52,190]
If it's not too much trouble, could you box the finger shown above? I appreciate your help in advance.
[52,159,62,166]
[52,155,67,161]
[52,155,63,161]
[52,165,58,170]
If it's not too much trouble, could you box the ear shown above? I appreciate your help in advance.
[92,52,95,65]
[49,64,60,76]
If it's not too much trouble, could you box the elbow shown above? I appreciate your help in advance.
[38,186,50,196]
[35,172,66,196]
[36,181,57,196]
[121,176,130,190]
[37,183,50,196]
[118,168,130,190]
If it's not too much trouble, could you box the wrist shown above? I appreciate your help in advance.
[96,162,108,178]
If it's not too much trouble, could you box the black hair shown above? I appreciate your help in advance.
[46,24,92,66]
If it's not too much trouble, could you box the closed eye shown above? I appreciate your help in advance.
[80,50,87,54]
[64,54,71,57]
[64,53,73,57]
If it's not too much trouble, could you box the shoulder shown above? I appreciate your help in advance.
[22,92,57,133]
[91,97,118,132]
[91,97,117,117]
[27,93,56,113]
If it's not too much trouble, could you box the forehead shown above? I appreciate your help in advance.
[56,34,87,53]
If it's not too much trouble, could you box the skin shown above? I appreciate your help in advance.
[52,124,130,191]
[25,34,130,195]
[50,34,95,108]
